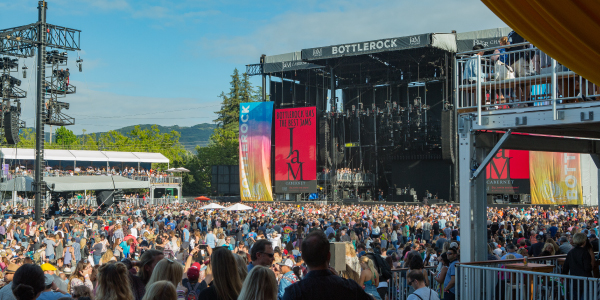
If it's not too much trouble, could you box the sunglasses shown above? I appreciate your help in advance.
[259,252,275,258]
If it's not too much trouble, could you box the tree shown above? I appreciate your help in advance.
[54,126,78,148]
[214,69,258,134]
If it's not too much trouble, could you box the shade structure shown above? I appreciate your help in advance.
[481,0,600,86]
[195,196,211,201]
[165,168,178,172]
[200,203,225,209]
[224,203,252,211]
[175,167,190,172]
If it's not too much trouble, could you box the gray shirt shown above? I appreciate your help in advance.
[558,243,573,255]
[407,286,439,300]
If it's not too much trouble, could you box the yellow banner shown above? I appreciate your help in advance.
[530,152,582,205]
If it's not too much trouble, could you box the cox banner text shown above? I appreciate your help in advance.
[530,152,582,205]
[239,102,273,201]
[486,149,530,194]
[275,107,317,193]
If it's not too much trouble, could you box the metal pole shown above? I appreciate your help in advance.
[34,1,47,224]
[551,58,557,119]
[330,65,336,202]
[476,54,482,125]
[373,107,378,198]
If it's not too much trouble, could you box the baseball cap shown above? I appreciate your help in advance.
[191,262,201,270]
[44,274,54,286]
[41,263,57,272]
[590,234,597,239]
[536,234,544,241]
[187,266,200,281]
[277,259,294,268]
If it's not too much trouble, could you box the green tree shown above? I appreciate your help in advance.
[54,126,78,148]
[214,69,257,133]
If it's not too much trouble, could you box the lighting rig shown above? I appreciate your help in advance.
[0,1,82,223]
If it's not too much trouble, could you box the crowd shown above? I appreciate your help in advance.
[6,167,173,181]
[0,201,595,300]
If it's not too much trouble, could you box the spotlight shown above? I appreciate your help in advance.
[76,58,83,72]
[22,65,27,78]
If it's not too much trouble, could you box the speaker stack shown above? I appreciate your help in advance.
[4,108,20,145]
[441,110,454,162]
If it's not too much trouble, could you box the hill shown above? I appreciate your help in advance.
[95,124,217,152]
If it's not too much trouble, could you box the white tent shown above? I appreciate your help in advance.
[225,203,252,211]
[200,203,225,210]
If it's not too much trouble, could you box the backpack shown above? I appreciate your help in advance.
[185,281,202,300]
[366,253,392,282]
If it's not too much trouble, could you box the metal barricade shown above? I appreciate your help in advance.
[458,264,600,300]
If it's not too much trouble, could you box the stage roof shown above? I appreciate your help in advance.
[0,148,169,163]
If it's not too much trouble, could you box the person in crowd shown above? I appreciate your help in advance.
[239,266,278,300]
[142,281,176,300]
[443,247,458,300]
[37,274,70,300]
[282,230,372,300]
[96,262,134,300]
[198,247,242,300]
[358,255,381,300]
[182,265,206,300]
[11,264,45,300]
[146,259,183,290]
[69,286,92,300]
[407,270,440,300]
[68,262,92,294]
[276,259,298,300]
[0,264,20,300]
[248,240,274,272]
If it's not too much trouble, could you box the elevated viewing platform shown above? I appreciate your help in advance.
[456,42,600,136]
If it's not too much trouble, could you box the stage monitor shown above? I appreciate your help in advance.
[274,107,317,193]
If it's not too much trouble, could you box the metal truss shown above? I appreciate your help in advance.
[246,63,263,76]
[0,22,81,58]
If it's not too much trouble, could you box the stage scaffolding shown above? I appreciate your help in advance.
[247,29,510,202]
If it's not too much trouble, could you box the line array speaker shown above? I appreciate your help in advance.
[441,110,454,162]
[4,109,20,145]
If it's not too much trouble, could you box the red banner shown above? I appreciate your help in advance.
[274,107,317,193]
[486,149,530,194]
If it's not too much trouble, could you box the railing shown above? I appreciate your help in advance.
[1,173,182,185]
[317,172,375,185]
[389,266,438,300]
[459,254,568,274]
[456,42,600,118]
[458,264,600,300]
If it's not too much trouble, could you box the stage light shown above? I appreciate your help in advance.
[76,58,83,72]
[22,64,27,78]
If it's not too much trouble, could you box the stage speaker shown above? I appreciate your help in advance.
[329,242,346,272]
[441,110,454,162]
[95,190,115,207]
[4,108,20,145]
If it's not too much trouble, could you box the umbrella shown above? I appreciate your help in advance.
[165,168,178,172]
[224,203,252,211]
[200,203,225,210]
[195,196,211,201]
[283,226,293,234]
[175,167,190,172]
[45,166,52,170]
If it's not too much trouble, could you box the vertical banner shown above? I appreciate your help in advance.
[239,102,273,201]
[486,149,530,194]
[274,107,317,193]
[530,152,582,205]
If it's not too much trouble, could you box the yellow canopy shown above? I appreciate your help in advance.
[482,0,600,86]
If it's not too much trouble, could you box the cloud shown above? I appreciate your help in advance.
[200,0,508,63]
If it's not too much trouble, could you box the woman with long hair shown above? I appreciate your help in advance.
[11,264,45,300]
[100,249,115,265]
[96,262,134,300]
[146,258,183,288]
[358,256,381,300]
[143,281,177,300]
[69,261,93,293]
[198,247,242,300]
[237,266,278,300]
[345,242,361,274]
[234,254,248,281]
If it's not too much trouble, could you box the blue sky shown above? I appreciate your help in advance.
[0,0,506,135]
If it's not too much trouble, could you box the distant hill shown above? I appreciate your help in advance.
[26,124,217,152]
[94,124,217,152]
